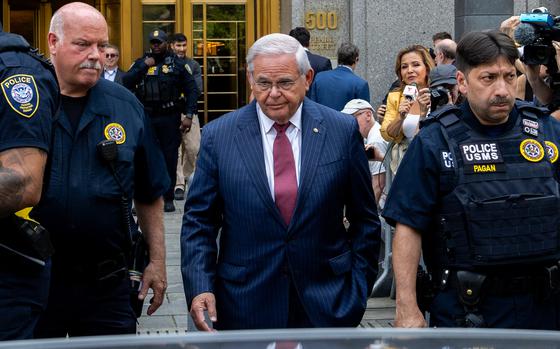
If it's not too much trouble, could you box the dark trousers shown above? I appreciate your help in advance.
[0,256,50,340]
[34,268,136,338]
[150,113,182,202]
[429,287,560,329]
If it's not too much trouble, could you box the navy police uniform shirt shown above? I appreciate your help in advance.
[382,101,560,232]
[0,35,58,154]
[31,79,169,260]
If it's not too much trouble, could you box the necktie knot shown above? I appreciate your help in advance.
[273,122,290,134]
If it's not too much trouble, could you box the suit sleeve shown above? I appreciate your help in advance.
[193,61,203,95]
[345,119,381,296]
[181,126,222,307]
[358,81,371,103]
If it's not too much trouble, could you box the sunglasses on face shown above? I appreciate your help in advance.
[106,53,118,58]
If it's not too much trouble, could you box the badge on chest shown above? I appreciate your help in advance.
[459,141,505,174]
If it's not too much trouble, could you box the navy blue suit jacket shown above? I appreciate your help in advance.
[181,98,380,329]
[309,66,370,111]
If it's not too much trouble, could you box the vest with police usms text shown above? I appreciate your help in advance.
[433,102,560,269]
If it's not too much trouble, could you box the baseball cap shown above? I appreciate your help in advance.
[149,29,168,43]
[341,99,374,115]
[429,64,457,87]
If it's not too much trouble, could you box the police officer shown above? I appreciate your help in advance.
[123,29,198,212]
[0,21,59,340]
[383,30,560,329]
[169,33,202,200]
[31,3,169,337]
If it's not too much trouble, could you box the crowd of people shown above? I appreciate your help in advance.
[1,0,560,342]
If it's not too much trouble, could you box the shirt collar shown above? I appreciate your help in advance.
[340,65,354,72]
[256,102,302,134]
[105,68,117,75]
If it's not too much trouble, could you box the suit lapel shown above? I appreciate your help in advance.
[234,102,286,227]
[289,99,326,231]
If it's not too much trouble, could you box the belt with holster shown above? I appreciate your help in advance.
[58,253,127,282]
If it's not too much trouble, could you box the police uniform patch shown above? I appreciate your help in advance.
[184,63,192,75]
[545,141,558,163]
[520,139,544,162]
[104,123,126,144]
[441,151,454,169]
[162,65,169,74]
[1,74,39,118]
[147,66,158,75]
[459,141,505,174]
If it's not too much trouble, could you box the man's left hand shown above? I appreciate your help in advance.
[139,259,167,315]
[180,117,193,133]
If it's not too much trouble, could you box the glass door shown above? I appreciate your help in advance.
[192,2,247,125]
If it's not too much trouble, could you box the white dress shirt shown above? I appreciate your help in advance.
[256,102,302,200]
[104,68,117,82]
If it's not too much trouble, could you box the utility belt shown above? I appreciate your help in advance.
[0,215,54,267]
[57,253,128,283]
[418,263,560,327]
[144,101,181,116]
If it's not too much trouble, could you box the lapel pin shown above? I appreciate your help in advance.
[313,128,319,133]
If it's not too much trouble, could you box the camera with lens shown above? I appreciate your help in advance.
[430,85,450,111]
[515,8,560,70]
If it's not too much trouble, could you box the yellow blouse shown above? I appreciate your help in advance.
[380,91,405,143]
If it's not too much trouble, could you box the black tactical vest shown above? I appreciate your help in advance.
[432,102,560,270]
[140,54,181,107]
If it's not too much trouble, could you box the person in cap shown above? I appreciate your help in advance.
[428,64,460,113]
[384,30,560,330]
[341,99,388,206]
[123,29,199,212]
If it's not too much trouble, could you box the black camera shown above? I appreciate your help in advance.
[430,85,450,111]
[515,10,560,70]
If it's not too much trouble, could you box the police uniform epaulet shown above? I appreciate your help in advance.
[515,100,549,120]
[420,104,461,128]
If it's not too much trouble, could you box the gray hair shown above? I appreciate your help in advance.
[49,9,65,42]
[246,33,311,75]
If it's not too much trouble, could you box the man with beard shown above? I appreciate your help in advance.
[384,30,560,329]
[31,2,169,337]
[123,30,199,212]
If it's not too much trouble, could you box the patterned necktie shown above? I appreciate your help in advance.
[273,122,298,225]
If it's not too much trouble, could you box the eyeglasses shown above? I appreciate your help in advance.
[253,77,300,92]
[106,53,119,58]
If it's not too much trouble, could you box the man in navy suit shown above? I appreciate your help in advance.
[181,33,380,331]
[310,43,370,111]
[289,27,332,93]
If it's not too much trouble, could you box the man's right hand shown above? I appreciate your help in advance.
[144,57,156,67]
[394,301,428,328]
[190,292,217,332]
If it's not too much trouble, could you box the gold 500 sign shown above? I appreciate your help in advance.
[305,11,338,30]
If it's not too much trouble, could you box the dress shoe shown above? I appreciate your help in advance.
[164,201,176,212]
[174,187,185,201]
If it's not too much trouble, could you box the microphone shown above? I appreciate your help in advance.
[403,83,418,101]
[514,23,538,46]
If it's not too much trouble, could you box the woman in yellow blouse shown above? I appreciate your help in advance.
[380,45,434,172]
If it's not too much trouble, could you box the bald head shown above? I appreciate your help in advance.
[48,2,108,96]
[50,2,106,43]
[435,39,457,65]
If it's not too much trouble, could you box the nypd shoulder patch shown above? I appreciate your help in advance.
[1,74,39,118]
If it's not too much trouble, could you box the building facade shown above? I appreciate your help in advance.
[2,0,559,124]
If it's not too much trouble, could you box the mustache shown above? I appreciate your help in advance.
[489,96,511,105]
[79,61,102,70]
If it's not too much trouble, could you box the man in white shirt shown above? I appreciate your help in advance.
[102,44,123,84]
[342,99,388,206]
